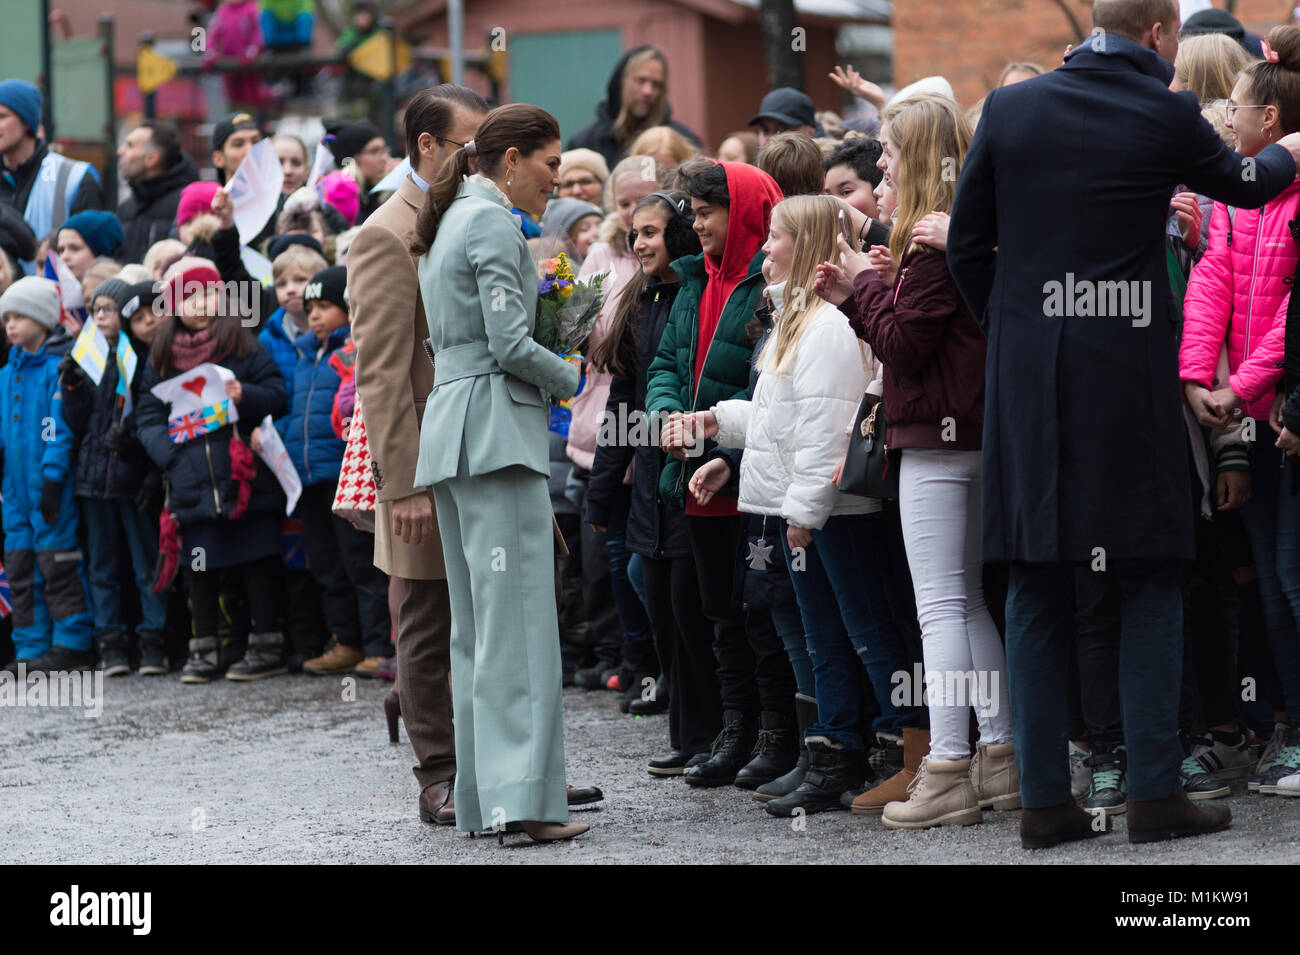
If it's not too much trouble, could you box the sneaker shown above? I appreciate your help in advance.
[180,636,221,684]
[96,632,131,677]
[137,631,168,676]
[302,639,364,675]
[1180,750,1230,800]
[1082,743,1127,815]
[1193,730,1253,781]
[1250,722,1291,792]
[1258,727,1300,795]
[1069,741,1092,801]
[1277,769,1300,797]
[26,646,96,673]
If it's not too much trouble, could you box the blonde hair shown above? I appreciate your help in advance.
[1175,34,1250,103]
[996,61,1044,87]
[881,93,972,264]
[144,238,186,281]
[272,244,328,280]
[1201,99,1232,147]
[81,258,123,305]
[757,195,868,377]
[628,125,697,167]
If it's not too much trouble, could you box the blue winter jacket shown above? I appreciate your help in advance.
[276,324,349,487]
[0,325,76,539]
[258,308,306,408]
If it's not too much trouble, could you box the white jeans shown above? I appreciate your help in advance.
[898,448,1012,760]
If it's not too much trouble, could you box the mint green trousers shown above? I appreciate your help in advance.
[432,460,569,831]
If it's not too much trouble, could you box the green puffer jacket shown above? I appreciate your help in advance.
[645,248,766,505]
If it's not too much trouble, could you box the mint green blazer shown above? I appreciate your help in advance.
[413,179,580,487]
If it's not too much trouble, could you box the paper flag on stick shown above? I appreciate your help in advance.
[116,334,138,416]
[72,323,110,386]
[150,363,240,440]
[44,250,84,332]
[370,157,410,195]
[224,138,284,246]
[306,137,335,192]
[255,414,302,514]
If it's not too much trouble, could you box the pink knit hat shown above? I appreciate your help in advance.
[320,171,360,226]
[161,255,222,315]
[176,181,222,228]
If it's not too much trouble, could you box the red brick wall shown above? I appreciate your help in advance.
[895,0,1299,109]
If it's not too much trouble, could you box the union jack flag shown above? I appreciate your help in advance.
[0,560,11,618]
[168,409,209,443]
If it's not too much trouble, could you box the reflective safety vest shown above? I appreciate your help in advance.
[18,151,98,274]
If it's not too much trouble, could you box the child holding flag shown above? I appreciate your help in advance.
[59,273,168,676]
[0,276,94,673]
[133,257,288,683]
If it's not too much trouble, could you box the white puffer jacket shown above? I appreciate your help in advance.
[712,284,881,529]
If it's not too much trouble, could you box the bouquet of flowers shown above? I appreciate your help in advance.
[533,252,613,360]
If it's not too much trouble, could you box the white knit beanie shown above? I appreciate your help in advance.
[0,275,61,330]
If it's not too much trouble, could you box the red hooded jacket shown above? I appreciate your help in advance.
[693,162,783,387]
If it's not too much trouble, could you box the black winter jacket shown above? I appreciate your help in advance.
[117,156,199,264]
[134,344,287,527]
[585,278,690,559]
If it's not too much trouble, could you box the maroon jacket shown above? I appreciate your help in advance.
[847,246,984,451]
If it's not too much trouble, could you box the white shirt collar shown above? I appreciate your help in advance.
[464,173,512,209]
[410,169,430,193]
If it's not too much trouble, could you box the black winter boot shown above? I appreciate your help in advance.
[765,737,867,816]
[735,709,799,789]
[97,631,131,677]
[684,710,758,788]
[755,693,817,802]
[181,636,221,684]
[226,631,288,681]
[137,630,168,676]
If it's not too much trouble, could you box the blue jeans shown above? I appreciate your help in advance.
[604,485,654,653]
[1238,439,1300,719]
[782,512,921,748]
[1006,560,1183,807]
[772,599,812,697]
[626,552,648,611]
[81,496,168,636]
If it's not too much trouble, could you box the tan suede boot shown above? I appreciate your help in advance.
[881,757,983,829]
[970,740,1021,810]
[851,726,929,815]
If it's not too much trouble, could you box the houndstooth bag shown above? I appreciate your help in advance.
[331,394,377,532]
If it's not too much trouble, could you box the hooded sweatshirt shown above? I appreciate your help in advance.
[695,162,783,388]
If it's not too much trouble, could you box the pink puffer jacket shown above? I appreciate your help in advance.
[1180,179,1300,421]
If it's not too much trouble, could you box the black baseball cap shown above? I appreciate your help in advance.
[749,87,817,130]
[212,112,261,152]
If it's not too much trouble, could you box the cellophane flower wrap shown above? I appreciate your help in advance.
[533,252,613,361]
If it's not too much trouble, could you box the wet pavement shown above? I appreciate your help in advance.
[3,672,1298,864]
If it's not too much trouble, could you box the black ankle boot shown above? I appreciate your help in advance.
[684,710,757,788]
[755,694,817,802]
[765,737,866,816]
[735,709,799,789]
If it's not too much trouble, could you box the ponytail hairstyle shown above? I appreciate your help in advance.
[756,195,869,377]
[1240,24,1300,136]
[881,93,972,265]
[589,190,698,380]
[408,103,561,256]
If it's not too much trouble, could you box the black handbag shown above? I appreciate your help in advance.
[740,515,796,612]
[840,393,899,500]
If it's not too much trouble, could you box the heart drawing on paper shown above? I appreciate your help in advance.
[181,376,207,398]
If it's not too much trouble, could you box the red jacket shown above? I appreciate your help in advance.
[847,246,984,451]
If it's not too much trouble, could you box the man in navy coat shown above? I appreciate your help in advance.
[947,0,1300,848]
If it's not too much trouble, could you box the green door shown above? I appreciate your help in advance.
[507,30,623,146]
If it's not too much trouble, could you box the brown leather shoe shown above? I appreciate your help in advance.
[418,781,455,826]
[353,655,390,679]
[567,783,603,806]
[852,727,929,815]
[1127,792,1231,844]
[1021,800,1110,849]
[302,640,365,675]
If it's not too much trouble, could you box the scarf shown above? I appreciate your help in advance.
[170,326,227,372]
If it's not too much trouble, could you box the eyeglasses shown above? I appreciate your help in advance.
[91,303,119,316]
[1226,104,1268,119]
[561,176,599,190]
[438,137,466,148]
[360,142,391,157]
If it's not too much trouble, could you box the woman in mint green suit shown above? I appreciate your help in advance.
[407,104,588,844]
